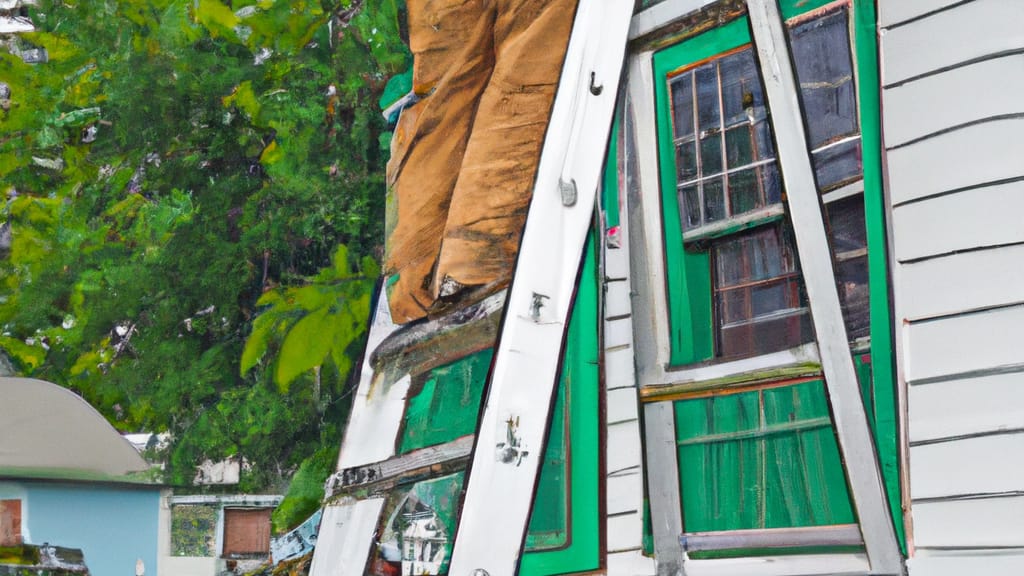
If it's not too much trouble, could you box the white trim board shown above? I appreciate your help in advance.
[447,0,636,573]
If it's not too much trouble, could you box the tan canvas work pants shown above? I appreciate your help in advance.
[384,0,579,324]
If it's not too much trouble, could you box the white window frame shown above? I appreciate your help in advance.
[626,1,902,575]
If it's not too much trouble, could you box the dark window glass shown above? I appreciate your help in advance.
[826,195,869,340]
[668,47,781,232]
[790,8,858,148]
[713,225,813,358]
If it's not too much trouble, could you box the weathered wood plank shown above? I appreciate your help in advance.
[913,496,1024,548]
[881,0,1024,86]
[891,181,1024,262]
[879,0,967,28]
[883,54,1024,147]
[887,119,1024,206]
[909,372,1024,444]
[907,550,1024,576]
[904,305,1024,383]
[308,498,384,576]
[626,51,676,390]
[325,435,474,497]
[643,401,684,575]
[898,244,1024,321]
[910,433,1024,499]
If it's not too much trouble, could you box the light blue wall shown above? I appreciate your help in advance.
[23,482,161,576]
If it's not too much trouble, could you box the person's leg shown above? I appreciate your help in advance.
[431,0,579,301]
[384,0,496,323]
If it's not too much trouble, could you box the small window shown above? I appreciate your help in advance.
[712,225,813,358]
[0,499,21,547]
[222,508,272,558]
[669,47,781,236]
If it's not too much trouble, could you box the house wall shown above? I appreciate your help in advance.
[878,0,1024,573]
[22,482,161,576]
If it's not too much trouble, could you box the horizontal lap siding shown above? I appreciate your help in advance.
[908,372,1024,444]
[882,54,1024,148]
[891,181,1024,261]
[880,1,1024,572]
[898,244,1024,320]
[881,0,1024,86]
[886,119,1024,205]
[912,496,1024,548]
[909,434,1024,500]
[878,0,964,27]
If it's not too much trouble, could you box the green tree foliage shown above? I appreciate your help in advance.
[0,0,409,490]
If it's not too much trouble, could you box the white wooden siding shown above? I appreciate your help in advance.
[898,244,1024,321]
[904,305,1024,384]
[909,433,1024,500]
[880,1,1024,573]
[891,180,1024,262]
[886,118,1024,205]
[907,551,1024,576]
[880,0,1024,86]
[882,54,1024,148]
[912,496,1024,548]
[908,372,1024,444]
[879,0,966,27]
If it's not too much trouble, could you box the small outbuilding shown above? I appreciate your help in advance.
[0,377,166,576]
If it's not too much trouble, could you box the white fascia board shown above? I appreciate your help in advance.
[447,1,636,574]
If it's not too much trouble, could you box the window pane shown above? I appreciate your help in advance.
[836,256,869,340]
[827,194,867,253]
[813,139,862,192]
[703,178,726,223]
[790,8,858,148]
[695,64,720,134]
[759,163,782,205]
[727,169,760,215]
[671,73,695,139]
[700,135,723,175]
[725,126,754,167]
[720,49,765,128]
[681,185,702,228]
[676,141,698,182]
[713,226,810,358]
[827,195,870,340]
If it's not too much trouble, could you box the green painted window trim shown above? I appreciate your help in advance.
[852,0,904,551]
[651,0,904,549]
[520,230,601,575]
[652,17,751,366]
